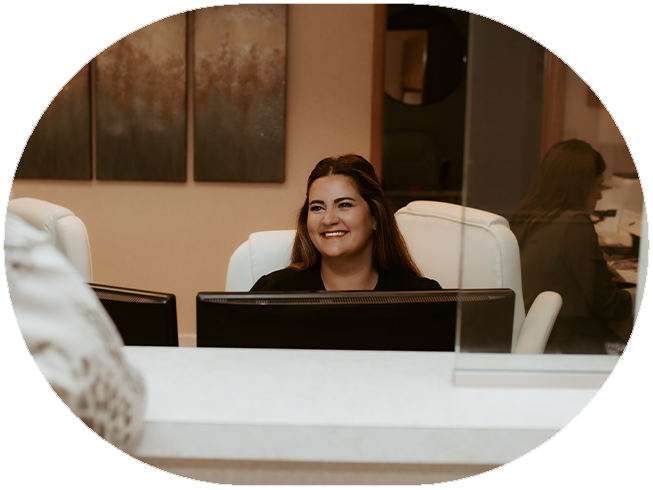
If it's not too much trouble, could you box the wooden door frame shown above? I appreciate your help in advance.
[370,4,387,180]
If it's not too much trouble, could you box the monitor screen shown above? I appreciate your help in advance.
[196,289,514,352]
[91,283,179,347]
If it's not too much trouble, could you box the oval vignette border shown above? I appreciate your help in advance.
[1,1,651,488]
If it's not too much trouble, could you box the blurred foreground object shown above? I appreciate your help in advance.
[5,212,146,453]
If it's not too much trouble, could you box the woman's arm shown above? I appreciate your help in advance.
[564,213,633,321]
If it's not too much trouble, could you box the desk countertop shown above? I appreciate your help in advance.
[124,346,599,465]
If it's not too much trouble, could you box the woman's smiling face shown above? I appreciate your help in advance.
[307,174,376,263]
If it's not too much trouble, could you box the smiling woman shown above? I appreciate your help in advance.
[251,154,442,292]
[307,174,378,289]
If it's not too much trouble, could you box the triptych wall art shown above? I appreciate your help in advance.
[15,5,287,183]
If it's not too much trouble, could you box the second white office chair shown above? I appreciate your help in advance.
[225,201,561,353]
[394,201,561,353]
[7,197,93,282]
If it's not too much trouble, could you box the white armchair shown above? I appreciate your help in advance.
[7,197,93,282]
[395,201,561,353]
[226,230,296,291]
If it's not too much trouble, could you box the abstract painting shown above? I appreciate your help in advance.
[194,5,287,182]
[95,13,187,181]
[16,64,91,180]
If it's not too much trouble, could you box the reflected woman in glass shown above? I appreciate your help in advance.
[251,154,441,292]
[510,140,633,354]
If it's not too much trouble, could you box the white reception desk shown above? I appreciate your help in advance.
[123,346,603,484]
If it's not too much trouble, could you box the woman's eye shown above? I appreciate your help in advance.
[339,202,352,208]
[309,205,323,212]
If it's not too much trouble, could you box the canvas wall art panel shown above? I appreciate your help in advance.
[194,5,287,182]
[96,13,187,181]
[16,64,91,180]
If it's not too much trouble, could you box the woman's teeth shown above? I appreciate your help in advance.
[324,232,346,237]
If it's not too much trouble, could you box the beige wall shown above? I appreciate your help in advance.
[10,5,377,344]
[562,65,637,177]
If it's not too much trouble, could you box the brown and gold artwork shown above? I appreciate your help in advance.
[194,5,287,182]
[95,13,187,182]
[16,64,91,180]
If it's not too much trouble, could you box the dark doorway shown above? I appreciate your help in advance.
[382,5,469,211]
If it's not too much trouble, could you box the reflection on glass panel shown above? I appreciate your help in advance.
[511,141,636,355]
[455,14,642,360]
[382,5,468,212]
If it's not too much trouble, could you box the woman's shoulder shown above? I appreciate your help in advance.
[377,269,442,291]
[533,210,594,237]
[250,265,323,291]
[555,210,597,237]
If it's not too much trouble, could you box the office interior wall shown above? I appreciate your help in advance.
[562,66,638,178]
[10,4,377,344]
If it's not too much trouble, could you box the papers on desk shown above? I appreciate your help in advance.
[595,209,641,248]
[618,209,642,237]
[594,175,643,247]
[597,228,632,248]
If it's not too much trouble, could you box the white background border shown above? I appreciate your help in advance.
[1,1,651,487]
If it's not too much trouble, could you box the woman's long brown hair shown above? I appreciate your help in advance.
[290,154,421,275]
[510,139,606,247]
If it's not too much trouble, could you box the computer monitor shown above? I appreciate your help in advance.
[90,283,179,347]
[196,289,514,352]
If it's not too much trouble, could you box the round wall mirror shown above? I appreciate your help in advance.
[385,6,468,106]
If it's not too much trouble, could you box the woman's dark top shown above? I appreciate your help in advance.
[251,262,442,292]
[519,210,632,354]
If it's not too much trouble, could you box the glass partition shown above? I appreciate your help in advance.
[451,13,644,384]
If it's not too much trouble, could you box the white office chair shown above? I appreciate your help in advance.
[395,201,561,353]
[226,230,296,292]
[7,197,93,282]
